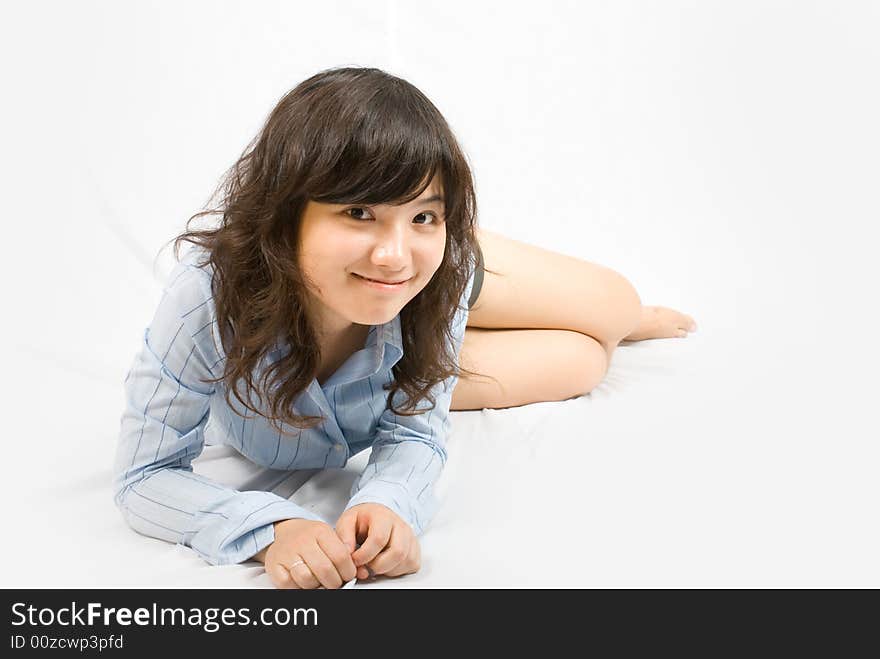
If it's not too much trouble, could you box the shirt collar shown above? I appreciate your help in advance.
[265,312,403,390]
[312,314,402,390]
[381,312,404,363]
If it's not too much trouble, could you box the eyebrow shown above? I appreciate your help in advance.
[414,194,444,208]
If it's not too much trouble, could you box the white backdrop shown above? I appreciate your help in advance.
[1,0,878,587]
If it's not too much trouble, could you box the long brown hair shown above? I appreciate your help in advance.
[162,66,495,434]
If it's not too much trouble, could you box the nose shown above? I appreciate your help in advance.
[370,227,410,271]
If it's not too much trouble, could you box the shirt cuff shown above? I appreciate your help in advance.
[187,491,328,566]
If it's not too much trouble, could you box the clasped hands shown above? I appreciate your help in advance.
[263,502,421,590]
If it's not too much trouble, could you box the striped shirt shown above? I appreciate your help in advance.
[113,246,474,566]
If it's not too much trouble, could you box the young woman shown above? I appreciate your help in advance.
[113,66,696,590]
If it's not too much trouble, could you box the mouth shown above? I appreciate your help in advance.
[353,274,411,285]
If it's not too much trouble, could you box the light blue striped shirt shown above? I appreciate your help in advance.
[113,247,473,566]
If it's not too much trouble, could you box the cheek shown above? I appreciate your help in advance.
[299,251,343,295]
[301,235,348,275]
[425,240,447,275]
[298,253,324,284]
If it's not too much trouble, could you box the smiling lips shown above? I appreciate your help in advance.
[355,274,410,285]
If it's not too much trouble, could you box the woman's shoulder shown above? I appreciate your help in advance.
[165,244,214,290]
[177,244,215,276]
[159,245,217,324]
[157,245,225,364]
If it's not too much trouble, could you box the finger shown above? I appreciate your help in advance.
[367,523,409,576]
[316,530,357,584]
[268,561,298,590]
[301,542,345,590]
[286,554,321,590]
[351,514,393,568]
[334,512,358,555]
[384,537,420,578]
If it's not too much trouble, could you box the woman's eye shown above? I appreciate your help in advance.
[412,212,440,225]
[345,208,441,225]
[346,207,373,221]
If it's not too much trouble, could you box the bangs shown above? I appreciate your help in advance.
[303,82,452,209]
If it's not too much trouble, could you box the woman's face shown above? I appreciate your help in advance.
[297,176,447,339]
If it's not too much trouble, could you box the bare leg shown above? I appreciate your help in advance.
[450,228,697,410]
[466,228,643,360]
[450,327,608,411]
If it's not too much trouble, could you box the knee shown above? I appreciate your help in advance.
[562,331,609,398]
[612,278,643,340]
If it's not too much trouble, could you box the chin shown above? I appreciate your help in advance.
[364,309,400,325]
[353,308,400,326]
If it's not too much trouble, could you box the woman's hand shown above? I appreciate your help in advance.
[334,503,421,580]
[262,518,358,589]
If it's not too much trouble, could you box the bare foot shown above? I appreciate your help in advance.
[623,305,698,341]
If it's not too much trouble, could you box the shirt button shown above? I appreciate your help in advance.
[334,444,343,452]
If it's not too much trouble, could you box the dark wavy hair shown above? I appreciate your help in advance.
[162,66,496,434]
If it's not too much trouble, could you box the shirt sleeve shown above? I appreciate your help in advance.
[341,282,471,537]
[112,260,326,566]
